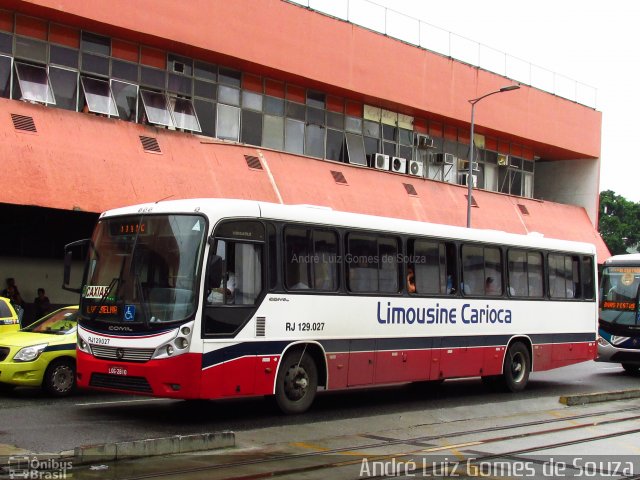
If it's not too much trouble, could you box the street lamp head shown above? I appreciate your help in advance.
[499,85,520,92]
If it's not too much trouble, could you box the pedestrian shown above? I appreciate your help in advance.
[34,288,52,319]
[2,278,24,308]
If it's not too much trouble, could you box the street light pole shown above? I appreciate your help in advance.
[466,84,520,228]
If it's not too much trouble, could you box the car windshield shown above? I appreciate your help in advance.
[82,214,206,325]
[600,266,640,326]
[24,309,78,334]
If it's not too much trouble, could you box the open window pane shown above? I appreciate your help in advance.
[0,55,11,98]
[345,132,366,166]
[169,96,202,132]
[81,76,118,116]
[15,62,56,104]
[140,89,174,127]
[111,80,138,121]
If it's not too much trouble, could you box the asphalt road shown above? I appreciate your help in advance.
[0,360,638,454]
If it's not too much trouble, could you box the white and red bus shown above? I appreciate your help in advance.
[64,199,598,413]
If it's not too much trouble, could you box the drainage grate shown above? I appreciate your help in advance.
[11,113,37,132]
[244,155,263,170]
[517,204,530,215]
[403,183,418,196]
[330,170,348,185]
[465,195,478,207]
[139,135,161,153]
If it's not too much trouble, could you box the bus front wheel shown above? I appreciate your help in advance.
[275,350,318,414]
[501,342,531,392]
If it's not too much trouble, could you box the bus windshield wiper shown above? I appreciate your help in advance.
[88,255,126,323]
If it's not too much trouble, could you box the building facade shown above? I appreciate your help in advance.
[0,0,608,311]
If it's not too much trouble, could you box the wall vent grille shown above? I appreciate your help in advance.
[517,204,530,215]
[139,136,161,153]
[331,170,348,185]
[255,317,266,337]
[245,155,263,170]
[403,183,418,196]
[11,113,36,133]
[465,195,479,207]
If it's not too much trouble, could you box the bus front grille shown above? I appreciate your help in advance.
[91,345,155,363]
[89,373,152,393]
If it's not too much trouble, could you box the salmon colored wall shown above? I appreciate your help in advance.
[0,100,609,260]
[11,0,601,159]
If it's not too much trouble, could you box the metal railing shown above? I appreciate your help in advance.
[285,0,597,109]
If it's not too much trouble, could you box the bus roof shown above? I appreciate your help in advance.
[603,253,640,265]
[101,198,597,255]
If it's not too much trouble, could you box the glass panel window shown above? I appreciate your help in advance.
[218,85,240,106]
[548,254,579,299]
[378,237,399,293]
[140,89,174,127]
[364,137,379,166]
[347,234,379,292]
[363,120,380,137]
[326,129,345,162]
[304,124,324,158]
[169,96,201,132]
[206,240,262,307]
[50,45,79,68]
[382,124,396,141]
[285,228,311,290]
[264,96,284,116]
[168,73,192,95]
[49,66,78,111]
[218,67,241,87]
[462,245,504,296]
[241,109,262,145]
[81,31,110,56]
[410,240,447,295]
[140,66,166,89]
[0,55,11,99]
[582,256,595,300]
[399,128,413,146]
[81,52,110,76]
[508,250,527,296]
[194,80,216,100]
[111,79,138,121]
[345,132,367,166]
[307,106,324,126]
[168,53,193,76]
[194,98,216,137]
[313,230,338,291]
[111,59,138,82]
[262,114,284,150]
[285,118,304,154]
[15,62,56,104]
[15,37,47,63]
[327,111,344,130]
[345,115,362,133]
[194,61,217,81]
[306,90,325,108]
[528,252,544,297]
[0,32,11,54]
[81,76,118,116]
[216,103,240,141]
[286,101,305,121]
[383,141,396,157]
[484,247,502,296]
[242,91,262,111]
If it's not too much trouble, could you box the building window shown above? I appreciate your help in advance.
[140,89,173,127]
[169,96,201,132]
[216,103,240,141]
[111,79,138,120]
[0,55,12,98]
[14,62,56,104]
[49,66,78,111]
[80,76,118,115]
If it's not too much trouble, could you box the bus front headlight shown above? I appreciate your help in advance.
[597,335,609,347]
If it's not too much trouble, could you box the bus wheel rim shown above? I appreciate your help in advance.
[284,366,308,401]
[510,352,525,383]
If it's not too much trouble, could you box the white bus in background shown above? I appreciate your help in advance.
[64,199,598,414]
[597,253,640,373]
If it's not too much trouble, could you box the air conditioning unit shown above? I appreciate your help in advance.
[497,154,510,167]
[458,159,480,172]
[460,173,478,187]
[433,153,455,165]
[374,153,390,170]
[391,156,407,173]
[408,159,424,177]
[414,134,434,149]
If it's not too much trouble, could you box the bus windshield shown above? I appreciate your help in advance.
[82,214,206,326]
[600,266,640,326]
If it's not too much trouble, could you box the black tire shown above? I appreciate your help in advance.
[275,350,318,414]
[500,342,531,392]
[43,359,76,397]
[621,363,640,375]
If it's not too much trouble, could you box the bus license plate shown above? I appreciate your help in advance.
[108,366,128,376]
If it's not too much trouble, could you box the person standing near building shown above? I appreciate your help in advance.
[34,288,52,319]
[2,278,24,308]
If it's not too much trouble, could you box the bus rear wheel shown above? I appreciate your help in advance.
[275,350,318,414]
[621,363,640,375]
[501,342,531,392]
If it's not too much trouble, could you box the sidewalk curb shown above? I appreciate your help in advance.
[73,431,235,464]
[559,389,640,406]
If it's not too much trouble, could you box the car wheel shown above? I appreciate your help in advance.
[621,363,640,375]
[275,350,318,414]
[43,359,76,397]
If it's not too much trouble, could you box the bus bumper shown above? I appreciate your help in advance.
[596,336,640,365]
[76,350,203,398]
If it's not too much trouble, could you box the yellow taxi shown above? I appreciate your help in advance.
[0,306,78,396]
[0,296,20,334]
